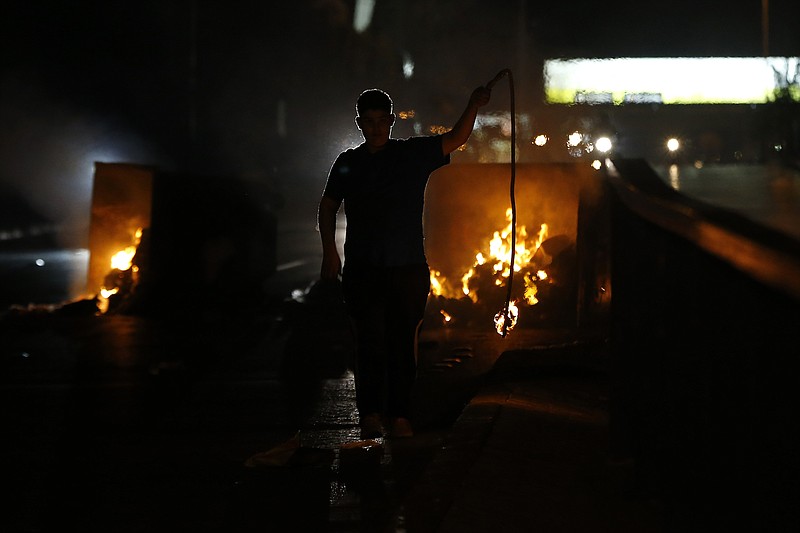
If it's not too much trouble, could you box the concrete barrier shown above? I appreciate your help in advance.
[605,158,800,528]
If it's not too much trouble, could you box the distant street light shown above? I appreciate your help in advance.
[667,138,680,152]
[595,136,613,153]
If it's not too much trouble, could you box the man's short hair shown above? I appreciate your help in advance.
[356,89,393,116]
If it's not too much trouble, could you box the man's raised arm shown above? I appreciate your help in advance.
[441,85,491,156]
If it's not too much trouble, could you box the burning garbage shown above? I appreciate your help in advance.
[428,206,575,332]
[98,227,143,313]
[423,164,584,333]
[84,163,278,318]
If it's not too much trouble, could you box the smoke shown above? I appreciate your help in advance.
[424,163,583,278]
[0,75,158,249]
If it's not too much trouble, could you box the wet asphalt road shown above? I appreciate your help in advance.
[0,186,506,532]
[1,277,508,532]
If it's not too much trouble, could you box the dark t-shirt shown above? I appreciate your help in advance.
[322,135,450,268]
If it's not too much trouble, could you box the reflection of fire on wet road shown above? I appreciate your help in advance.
[429,207,573,334]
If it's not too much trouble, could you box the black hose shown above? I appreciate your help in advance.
[487,69,516,337]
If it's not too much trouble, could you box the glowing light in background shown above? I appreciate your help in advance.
[566,131,593,158]
[353,0,375,33]
[533,134,548,147]
[667,138,680,152]
[567,131,583,147]
[544,57,800,104]
[669,164,681,189]
[595,136,612,153]
[403,51,415,79]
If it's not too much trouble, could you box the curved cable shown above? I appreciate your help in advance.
[487,69,516,337]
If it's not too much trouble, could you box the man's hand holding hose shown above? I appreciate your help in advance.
[441,80,493,155]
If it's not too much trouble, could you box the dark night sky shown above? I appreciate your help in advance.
[1,0,798,247]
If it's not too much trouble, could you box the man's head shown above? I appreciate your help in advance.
[355,88,394,152]
[356,88,392,116]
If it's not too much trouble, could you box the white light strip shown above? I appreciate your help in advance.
[544,57,800,104]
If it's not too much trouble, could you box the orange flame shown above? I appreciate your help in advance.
[456,208,547,302]
[493,300,519,334]
[98,227,143,312]
[431,208,551,333]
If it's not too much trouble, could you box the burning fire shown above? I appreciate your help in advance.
[98,227,143,312]
[494,300,519,334]
[430,208,550,334]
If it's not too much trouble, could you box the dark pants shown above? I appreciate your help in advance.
[342,263,430,419]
